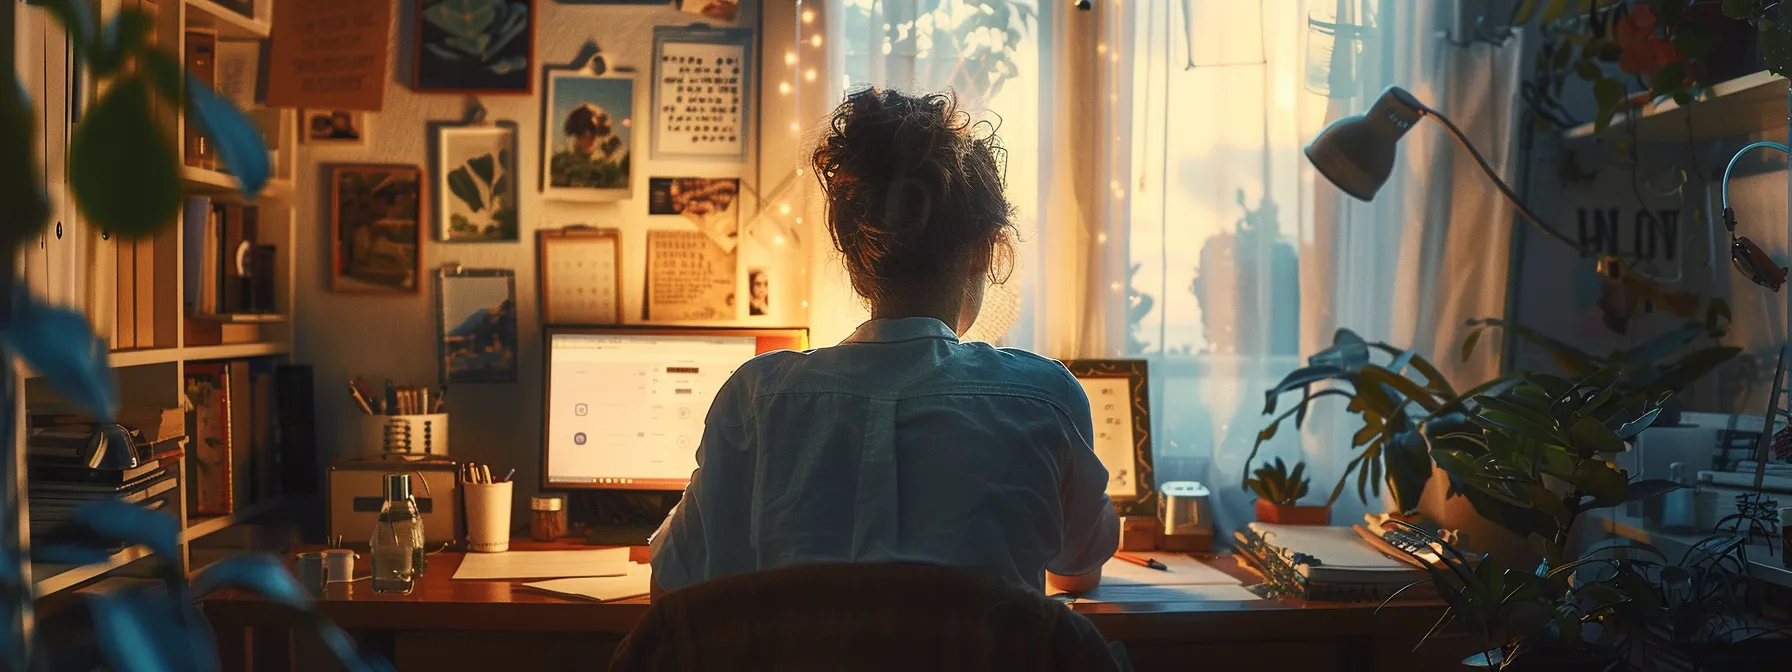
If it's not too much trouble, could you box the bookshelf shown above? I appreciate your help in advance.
[19,0,295,597]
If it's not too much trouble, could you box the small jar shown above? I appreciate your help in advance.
[530,495,567,542]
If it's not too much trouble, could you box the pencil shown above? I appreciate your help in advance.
[1113,553,1167,571]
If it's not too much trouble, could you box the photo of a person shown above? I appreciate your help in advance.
[542,71,634,200]
[680,0,739,21]
[304,110,366,144]
[748,268,769,316]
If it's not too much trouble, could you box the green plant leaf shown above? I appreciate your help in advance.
[88,7,157,77]
[0,77,51,248]
[1653,61,1685,95]
[468,153,496,186]
[1387,429,1433,515]
[1357,366,1443,412]
[1471,407,1561,446]
[1616,407,1662,438]
[69,75,181,238]
[1460,326,1485,362]
[425,0,498,38]
[1523,484,1571,525]
[1567,416,1623,456]
[447,166,484,212]
[1706,298,1733,337]
[1593,77,1623,133]
[1723,0,1754,18]
[1569,460,1628,507]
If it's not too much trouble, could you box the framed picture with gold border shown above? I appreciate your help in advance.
[1062,359,1155,516]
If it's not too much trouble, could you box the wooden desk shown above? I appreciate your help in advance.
[201,541,1451,672]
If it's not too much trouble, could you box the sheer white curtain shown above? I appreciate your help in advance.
[1126,0,1524,539]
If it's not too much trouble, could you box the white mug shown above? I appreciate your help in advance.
[464,481,514,553]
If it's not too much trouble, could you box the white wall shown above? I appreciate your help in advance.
[295,1,791,520]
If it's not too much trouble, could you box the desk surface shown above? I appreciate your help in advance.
[200,540,1442,644]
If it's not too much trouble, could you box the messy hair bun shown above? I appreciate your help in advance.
[810,88,1017,307]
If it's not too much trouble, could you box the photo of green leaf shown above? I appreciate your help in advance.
[433,123,519,242]
[415,0,535,93]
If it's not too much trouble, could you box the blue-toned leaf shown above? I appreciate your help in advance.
[1616,407,1662,438]
[5,289,118,422]
[487,55,529,75]
[89,7,157,76]
[70,75,181,237]
[487,4,529,56]
[467,154,495,187]
[183,72,269,197]
[86,589,219,672]
[425,0,496,37]
[190,554,312,607]
[1,78,50,248]
[74,500,181,559]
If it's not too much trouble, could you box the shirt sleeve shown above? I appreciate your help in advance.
[650,364,754,592]
[1046,373,1120,576]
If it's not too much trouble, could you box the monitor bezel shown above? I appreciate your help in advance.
[540,325,810,491]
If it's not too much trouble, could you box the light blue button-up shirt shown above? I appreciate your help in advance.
[650,317,1119,593]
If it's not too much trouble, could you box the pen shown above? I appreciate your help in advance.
[347,381,373,415]
[384,379,397,416]
[1113,553,1167,571]
[499,468,515,483]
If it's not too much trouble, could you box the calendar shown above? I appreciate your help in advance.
[538,227,622,325]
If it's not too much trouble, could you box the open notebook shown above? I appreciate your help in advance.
[1049,553,1259,603]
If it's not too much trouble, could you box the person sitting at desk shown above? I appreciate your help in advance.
[650,87,1119,596]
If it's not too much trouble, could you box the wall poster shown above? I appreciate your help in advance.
[646,229,736,321]
[651,26,754,162]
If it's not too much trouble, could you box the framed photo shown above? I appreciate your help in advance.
[1061,359,1156,515]
[538,226,622,325]
[541,69,636,201]
[430,120,520,242]
[747,267,769,316]
[302,109,368,145]
[679,0,739,21]
[329,164,424,294]
[651,26,753,162]
[648,177,740,253]
[437,267,519,384]
[415,0,535,94]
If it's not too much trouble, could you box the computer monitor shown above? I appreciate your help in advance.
[542,327,809,491]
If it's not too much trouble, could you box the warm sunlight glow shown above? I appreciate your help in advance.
[811,35,823,48]
[802,9,815,23]
[805,69,818,82]
[785,52,797,65]
[779,82,791,95]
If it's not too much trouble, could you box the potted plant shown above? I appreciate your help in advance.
[1246,458,1328,525]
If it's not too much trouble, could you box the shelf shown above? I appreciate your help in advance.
[1564,70,1788,143]
[183,342,290,361]
[1598,513,1792,589]
[107,347,183,368]
[32,544,154,596]
[188,313,288,324]
[182,0,270,40]
[181,167,289,202]
[184,497,285,543]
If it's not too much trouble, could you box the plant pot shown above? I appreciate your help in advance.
[1254,499,1329,525]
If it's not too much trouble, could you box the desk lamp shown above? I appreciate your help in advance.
[1306,86,1786,292]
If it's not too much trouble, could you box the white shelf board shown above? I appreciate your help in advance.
[183,0,270,40]
[1564,70,1789,143]
[183,342,290,361]
[32,544,154,596]
[182,166,288,202]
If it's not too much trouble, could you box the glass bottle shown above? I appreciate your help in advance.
[371,473,426,594]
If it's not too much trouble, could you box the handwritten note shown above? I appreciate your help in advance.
[646,230,737,321]
[655,38,748,160]
[265,0,389,111]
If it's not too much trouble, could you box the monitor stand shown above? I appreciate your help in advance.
[570,490,678,547]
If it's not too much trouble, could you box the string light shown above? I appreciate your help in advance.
[802,9,815,23]
[804,69,817,82]
[785,51,797,65]
[779,203,792,215]
[774,234,787,245]
[810,35,822,48]
[779,82,792,95]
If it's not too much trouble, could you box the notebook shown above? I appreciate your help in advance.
[1245,523,1424,585]
[522,563,654,602]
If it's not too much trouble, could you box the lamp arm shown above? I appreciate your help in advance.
[1417,105,1589,256]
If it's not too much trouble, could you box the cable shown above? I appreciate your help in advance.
[1416,104,1587,254]
[1721,141,1790,212]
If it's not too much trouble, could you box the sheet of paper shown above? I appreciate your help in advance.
[1100,553,1241,586]
[452,548,630,580]
[523,563,653,602]
[1071,583,1262,603]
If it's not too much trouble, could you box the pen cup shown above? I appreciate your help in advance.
[296,552,327,596]
[464,480,513,553]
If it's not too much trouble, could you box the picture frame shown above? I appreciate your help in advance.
[437,267,520,384]
[302,109,369,145]
[414,0,536,95]
[540,68,636,201]
[679,0,740,21]
[429,119,521,242]
[329,164,424,294]
[1061,359,1156,516]
[538,226,623,325]
[650,26,754,162]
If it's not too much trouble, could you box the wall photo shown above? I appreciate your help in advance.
[431,120,520,242]
[680,0,739,21]
[415,0,536,94]
[648,177,739,252]
[329,164,423,293]
[303,109,368,144]
[542,70,635,201]
[437,268,520,384]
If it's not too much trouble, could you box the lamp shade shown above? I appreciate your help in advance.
[1304,86,1425,202]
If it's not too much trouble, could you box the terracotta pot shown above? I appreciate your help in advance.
[1254,499,1329,525]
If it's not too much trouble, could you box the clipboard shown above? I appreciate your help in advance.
[538,226,623,325]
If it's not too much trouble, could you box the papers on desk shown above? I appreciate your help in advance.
[452,548,631,580]
[523,563,654,602]
[1050,553,1261,603]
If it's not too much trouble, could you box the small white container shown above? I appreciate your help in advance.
[464,480,514,553]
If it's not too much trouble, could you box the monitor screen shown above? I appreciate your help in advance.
[543,327,808,490]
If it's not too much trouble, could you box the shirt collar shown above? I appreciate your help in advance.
[843,318,960,345]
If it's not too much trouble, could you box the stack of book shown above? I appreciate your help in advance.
[1234,522,1432,603]
[26,407,187,544]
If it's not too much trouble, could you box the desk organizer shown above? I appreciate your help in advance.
[360,413,449,456]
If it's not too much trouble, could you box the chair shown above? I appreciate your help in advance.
[608,562,1122,672]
